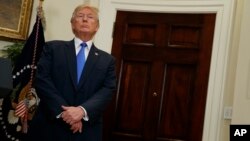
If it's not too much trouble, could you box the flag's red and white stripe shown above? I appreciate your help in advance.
[15,100,27,118]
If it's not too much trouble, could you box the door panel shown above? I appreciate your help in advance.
[104,11,216,141]
[157,64,196,140]
[115,62,150,134]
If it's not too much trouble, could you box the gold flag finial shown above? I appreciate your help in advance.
[39,0,44,7]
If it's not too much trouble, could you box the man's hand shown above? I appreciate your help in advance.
[70,121,83,133]
[61,105,84,125]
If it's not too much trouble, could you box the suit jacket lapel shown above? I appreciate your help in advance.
[78,45,99,87]
[65,40,78,89]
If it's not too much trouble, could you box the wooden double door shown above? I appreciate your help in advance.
[103,11,216,141]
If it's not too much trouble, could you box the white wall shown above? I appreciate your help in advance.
[232,0,250,123]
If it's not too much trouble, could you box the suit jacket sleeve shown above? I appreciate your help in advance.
[35,42,69,119]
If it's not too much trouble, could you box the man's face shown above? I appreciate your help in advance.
[71,7,99,36]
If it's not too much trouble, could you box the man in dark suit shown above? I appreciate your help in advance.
[26,4,116,141]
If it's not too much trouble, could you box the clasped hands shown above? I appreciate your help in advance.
[61,105,84,133]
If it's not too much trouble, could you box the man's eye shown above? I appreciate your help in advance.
[87,15,94,19]
[77,15,84,18]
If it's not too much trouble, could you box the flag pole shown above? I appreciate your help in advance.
[27,0,45,96]
[22,0,44,133]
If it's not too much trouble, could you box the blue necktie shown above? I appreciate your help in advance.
[77,42,87,83]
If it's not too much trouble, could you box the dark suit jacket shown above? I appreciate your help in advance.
[27,40,116,141]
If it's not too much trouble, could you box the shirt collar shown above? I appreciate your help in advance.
[74,37,93,50]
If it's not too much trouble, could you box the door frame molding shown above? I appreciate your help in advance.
[94,0,235,140]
